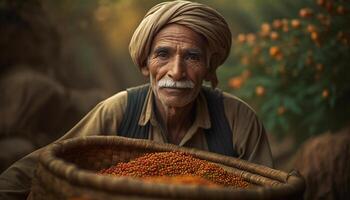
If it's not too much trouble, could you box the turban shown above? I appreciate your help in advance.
[129,0,232,72]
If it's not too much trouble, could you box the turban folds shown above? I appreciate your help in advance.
[129,0,232,72]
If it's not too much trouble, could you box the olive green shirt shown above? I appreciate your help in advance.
[0,86,273,199]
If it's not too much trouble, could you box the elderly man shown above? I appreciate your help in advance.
[0,1,273,199]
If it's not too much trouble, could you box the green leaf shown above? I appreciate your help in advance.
[283,96,302,115]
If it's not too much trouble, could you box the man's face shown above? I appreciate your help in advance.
[142,24,210,108]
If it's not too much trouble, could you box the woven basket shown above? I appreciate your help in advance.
[31,136,305,200]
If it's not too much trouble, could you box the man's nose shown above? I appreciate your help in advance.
[168,56,185,80]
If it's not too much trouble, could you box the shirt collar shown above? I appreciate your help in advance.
[138,86,211,130]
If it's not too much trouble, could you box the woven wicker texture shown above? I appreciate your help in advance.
[31,136,305,200]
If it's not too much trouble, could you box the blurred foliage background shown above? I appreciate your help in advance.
[1,0,349,164]
[219,0,350,144]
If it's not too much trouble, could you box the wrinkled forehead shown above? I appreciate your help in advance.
[151,24,209,52]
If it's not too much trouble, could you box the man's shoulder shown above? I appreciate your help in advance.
[103,90,127,104]
[221,91,258,117]
[97,90,128,114]
[125,83,150,92]
[201,86,255,112]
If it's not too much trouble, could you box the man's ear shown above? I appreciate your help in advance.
[205,52,219,88]
[205,71,218,88]
[141,65,150,77]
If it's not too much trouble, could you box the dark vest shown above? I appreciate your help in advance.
[117,84,237,157]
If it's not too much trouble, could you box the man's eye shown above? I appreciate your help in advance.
[186,53,200,61]
[157,51,168,58]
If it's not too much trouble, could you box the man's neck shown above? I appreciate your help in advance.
[154,96,195,144]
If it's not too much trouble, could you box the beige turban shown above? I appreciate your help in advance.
[129,0,232,72]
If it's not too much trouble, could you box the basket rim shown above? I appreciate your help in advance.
[38,135,305,198]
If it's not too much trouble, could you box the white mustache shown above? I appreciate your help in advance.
[157,77,194,89]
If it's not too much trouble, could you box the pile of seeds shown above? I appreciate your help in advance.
[143,175,219,187]
[98,151,250,188]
